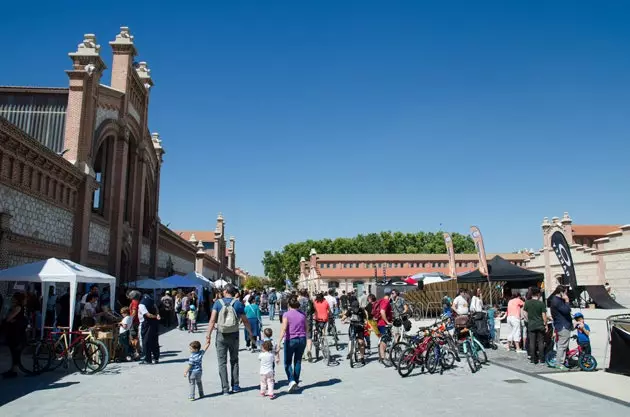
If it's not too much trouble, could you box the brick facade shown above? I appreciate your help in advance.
[0,27,238,290]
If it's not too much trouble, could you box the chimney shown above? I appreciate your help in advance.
[309,248,317,268]
[63,33,106,170]
[560,212,573,244]
[109,26,137,92]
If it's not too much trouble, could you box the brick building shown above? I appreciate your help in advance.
[0,27,237,293]
[298,250,528,295]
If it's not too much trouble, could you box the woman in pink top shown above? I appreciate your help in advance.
[506,293,525,352]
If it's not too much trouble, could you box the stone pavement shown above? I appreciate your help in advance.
[1,317,629,416]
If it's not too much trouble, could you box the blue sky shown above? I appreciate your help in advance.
[2,1,629,275]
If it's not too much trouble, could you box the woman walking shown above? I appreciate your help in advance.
[245,296,263,351]
[278,296,307,393]
[2,293,27,379]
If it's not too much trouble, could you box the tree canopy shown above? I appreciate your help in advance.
[261,231,475,289]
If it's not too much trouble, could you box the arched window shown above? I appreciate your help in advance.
[142,178,154,239]
[91,142,109,215]
[124,145,135,222]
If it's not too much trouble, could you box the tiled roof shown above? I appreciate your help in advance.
[571,225,621,237]
[174,230,216,242]
[315,253,527,261]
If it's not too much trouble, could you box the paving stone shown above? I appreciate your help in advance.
[0,317,628,416]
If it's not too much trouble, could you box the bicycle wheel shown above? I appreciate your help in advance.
[545,350,557,368]
[426,343,440,374]
[349,339,355,368]
[330,326,340,351]
[381,339,393,368]
[73,340,106,374]
[441,346,455,369]
[90,339,110,372]
[473,338,488,364]
[321,338,330,365]
[389,342,408,369]
[18,341,52,375]
[397,347,416,377]
[578,354,597,372]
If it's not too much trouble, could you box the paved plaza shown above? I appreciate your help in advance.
[1,317,629,416]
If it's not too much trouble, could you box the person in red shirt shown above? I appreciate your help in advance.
[128,291,142,355]
[377,288,393,363]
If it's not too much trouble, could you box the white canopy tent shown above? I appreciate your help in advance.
[0,258,116,335]
[213,279,229,289]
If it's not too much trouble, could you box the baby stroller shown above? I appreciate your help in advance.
[470,312,497,349]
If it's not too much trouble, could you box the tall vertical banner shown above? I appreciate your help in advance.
[443,233,458,278]
[470,226,489,277]
[550,231,578,294]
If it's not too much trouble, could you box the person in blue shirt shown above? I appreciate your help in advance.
[245,297,263,351]
[549,285,572,370]
[184,339,211,400]
[573,312,591,355]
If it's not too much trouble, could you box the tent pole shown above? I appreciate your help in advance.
[488,274,493,306]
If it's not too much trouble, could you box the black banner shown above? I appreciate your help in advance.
[550,231,578,294]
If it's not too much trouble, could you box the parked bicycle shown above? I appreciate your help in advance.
[19,327,108,375]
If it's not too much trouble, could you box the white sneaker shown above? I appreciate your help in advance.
[287,381,297,393]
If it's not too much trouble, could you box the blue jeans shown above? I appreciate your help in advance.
[269,304,275,320]
[284,337,306,384]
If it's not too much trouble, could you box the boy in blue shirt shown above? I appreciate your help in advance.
[573,312,591,355]
[184,339,211,400]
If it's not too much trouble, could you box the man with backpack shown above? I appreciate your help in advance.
[268,289,277,321]
[206,284,254,395]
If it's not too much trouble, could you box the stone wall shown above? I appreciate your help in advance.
[88,221,110,255]
[157,249,194,274]
[141,241,151,265]
[0,183,73,246]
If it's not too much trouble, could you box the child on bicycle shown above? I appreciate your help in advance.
[573,312,591,354]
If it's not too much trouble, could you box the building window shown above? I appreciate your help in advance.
[432,262,438,268]
[332,263,337,269]
[91,142,108,215]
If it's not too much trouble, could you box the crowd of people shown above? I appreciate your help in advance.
[442,284,592,369]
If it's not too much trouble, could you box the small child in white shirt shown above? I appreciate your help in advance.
[119,307,134,361]
[187,305,197,333]
[262,328,280,363]
[259,340,276,399]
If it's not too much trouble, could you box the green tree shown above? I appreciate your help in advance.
[262,230,476,282]
[243,276,266,291]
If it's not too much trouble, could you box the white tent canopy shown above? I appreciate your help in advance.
[213,279,229,289]
[0,258,116,334]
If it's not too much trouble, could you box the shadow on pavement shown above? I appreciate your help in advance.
[0,369,77,407]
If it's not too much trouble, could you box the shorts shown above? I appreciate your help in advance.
[377,326,390,339]
[391,324,403,338]
[350,324,365,339]
[507,316,521,342]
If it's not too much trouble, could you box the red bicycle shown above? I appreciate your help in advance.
[19,327,108,375]
[545,334,597,371]
[396,329,434,377]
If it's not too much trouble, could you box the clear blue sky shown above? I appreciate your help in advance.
[2,1,629,275]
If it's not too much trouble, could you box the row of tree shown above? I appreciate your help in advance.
[261,231,476,290]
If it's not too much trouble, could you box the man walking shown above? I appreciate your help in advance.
[390,289,409,343]
[206,284,254,395]
[268,289,277,321]
[549,285,572,370]
[523,287,547,364]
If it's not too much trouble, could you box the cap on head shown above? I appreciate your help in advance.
[573,312,584,319]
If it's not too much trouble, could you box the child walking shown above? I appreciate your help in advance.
[187,305,197,333]
[184,340,210,400]
[118,307,135,361]
[262,328,281,363]
[259,340,276,399]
